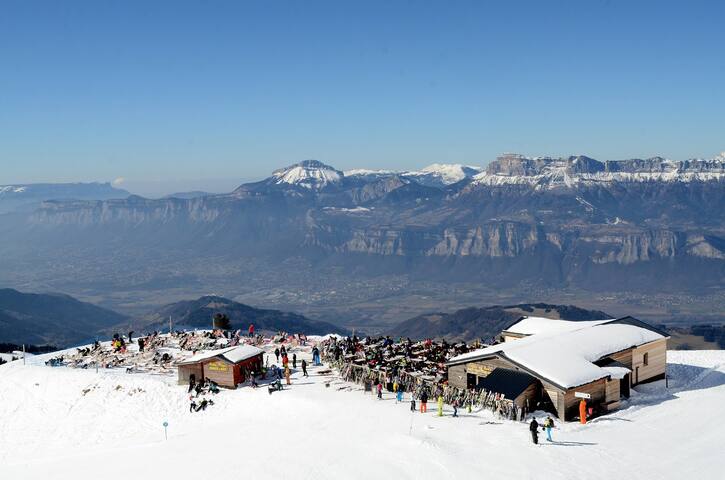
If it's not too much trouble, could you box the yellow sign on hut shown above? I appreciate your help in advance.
[467,362,494,377]
[207,361,228,372]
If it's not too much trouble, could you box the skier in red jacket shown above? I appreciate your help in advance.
[248,324,254,337]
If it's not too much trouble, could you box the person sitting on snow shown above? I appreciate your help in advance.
[209,380,220,394]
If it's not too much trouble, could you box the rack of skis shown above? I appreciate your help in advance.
[332,360,528,421]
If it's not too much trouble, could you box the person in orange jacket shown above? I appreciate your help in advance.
[579,399,587,424]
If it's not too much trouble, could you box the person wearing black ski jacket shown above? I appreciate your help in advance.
[419,390,429,413]
[529,418,539,444]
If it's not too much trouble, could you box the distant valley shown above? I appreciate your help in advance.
[0,154,723,330]
[2,287,721,350]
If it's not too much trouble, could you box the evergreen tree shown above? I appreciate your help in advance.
[213,313,231,330]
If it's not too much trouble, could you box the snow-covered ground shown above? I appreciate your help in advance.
[0,351,32,363]
[1,348,723,479]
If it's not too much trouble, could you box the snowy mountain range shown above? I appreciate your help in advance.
[0,152,723,320]
[345,163,483,188]
[267,159,483,190]
[472,153,725,189]
[254,153,725,192]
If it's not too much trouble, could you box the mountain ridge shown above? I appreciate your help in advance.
[0,289,348,346]
[1,152,723,320]
[128,295,348,336]
[0,288,129,346]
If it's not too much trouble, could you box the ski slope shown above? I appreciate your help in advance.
[1,348,723,479]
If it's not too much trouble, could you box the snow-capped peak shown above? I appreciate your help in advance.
[416,163,483,185]
[271,160,343,189]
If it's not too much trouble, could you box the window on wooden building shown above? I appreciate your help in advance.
[643,352,649,366]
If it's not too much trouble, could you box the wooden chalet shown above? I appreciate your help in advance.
[177,345,264,389]
[447,316,669,421]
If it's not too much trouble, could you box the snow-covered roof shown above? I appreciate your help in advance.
[503,316,613,336]
[221,345,264,363]
[178,345,263,365]
[448,319,666,389]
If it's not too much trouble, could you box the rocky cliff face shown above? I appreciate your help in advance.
[475,153,725,188]
[8,153,725,293]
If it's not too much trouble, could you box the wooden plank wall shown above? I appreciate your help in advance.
[541,381,566,420]
[563,378,607,421]
[632,338,667,385]
[202,359,236,388]
[448,364,467,389]
[449,357,518,389]
[514,382,540,408]
[502,334,526,342]
[605,349,633,369]
[605,379,620,410]
[177,364,203,385]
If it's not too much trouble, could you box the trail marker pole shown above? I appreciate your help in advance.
[169,315,172,334]
[665,366,668,388]
[22,344,26,365]
[163,421,168,440]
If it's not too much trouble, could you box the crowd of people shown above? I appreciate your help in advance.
[42,326,550,438]
[321,335,532,422]
[44,329,261,373]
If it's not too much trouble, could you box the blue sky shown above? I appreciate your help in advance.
[1,0,724,193]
